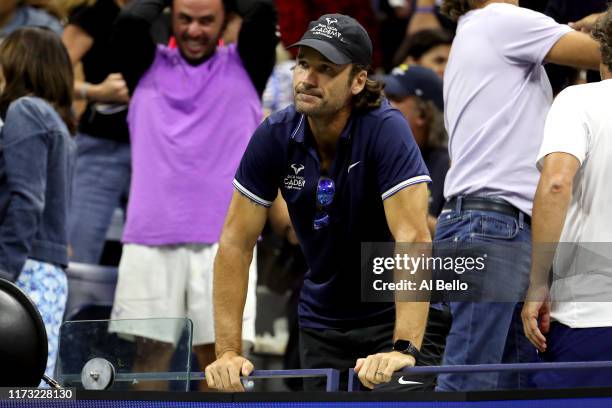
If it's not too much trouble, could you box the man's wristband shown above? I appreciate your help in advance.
[80,83,89,100]
[415,6,435,13]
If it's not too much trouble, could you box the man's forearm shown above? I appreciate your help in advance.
[394,301,429,348]
[546,31,601,71]
[415,0,435,9]
[213,243,253,357]
[529,178,572,287]
[393,231,431,348]
[111,0,166,92]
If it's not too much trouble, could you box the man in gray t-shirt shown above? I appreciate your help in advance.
[435,0,600,392]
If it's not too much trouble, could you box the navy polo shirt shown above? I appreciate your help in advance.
[234,99,430,329]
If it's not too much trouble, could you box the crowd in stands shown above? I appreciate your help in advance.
[0,0,611,392]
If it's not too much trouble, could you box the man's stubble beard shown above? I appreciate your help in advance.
[295,100,326,116]
[294,96,351,118]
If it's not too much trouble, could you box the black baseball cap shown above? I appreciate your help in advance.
[288,14,373,66]
[380,64,444,111]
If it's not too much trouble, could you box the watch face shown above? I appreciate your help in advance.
[393,340,412,352]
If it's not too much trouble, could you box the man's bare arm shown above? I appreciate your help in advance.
[214,191,269,357]
[384,183,431,349]
[206,191,268,392]
[521,152,579,352]
[355,183,431,389]
[407,0,441,34]
[545,31,601,70]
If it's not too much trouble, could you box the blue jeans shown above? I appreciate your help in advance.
[434,198,537,391]
[68,134,130,263]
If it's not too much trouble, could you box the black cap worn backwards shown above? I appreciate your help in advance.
[288,14,373,66]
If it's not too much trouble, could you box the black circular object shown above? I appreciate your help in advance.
[0,278,48,386]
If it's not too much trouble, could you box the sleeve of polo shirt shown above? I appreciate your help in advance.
[536,86,589,171]
[488,5,572,66]
[374,113,431,201]
[233,120,282,207]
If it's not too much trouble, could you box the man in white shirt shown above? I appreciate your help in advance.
[522,5,612,388]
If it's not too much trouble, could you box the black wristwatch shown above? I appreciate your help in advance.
[392,339,420,361]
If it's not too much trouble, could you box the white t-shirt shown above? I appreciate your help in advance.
[537,79,612,328]
[443,3,572,215]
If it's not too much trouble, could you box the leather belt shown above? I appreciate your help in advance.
[444,196,531,226]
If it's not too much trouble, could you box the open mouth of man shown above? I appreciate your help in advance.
[184,40,205,55]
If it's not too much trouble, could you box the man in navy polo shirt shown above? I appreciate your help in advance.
[206,14,432,392]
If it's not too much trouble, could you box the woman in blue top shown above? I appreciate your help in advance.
[0,27,76,383]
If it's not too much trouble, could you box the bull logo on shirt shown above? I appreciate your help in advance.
[291,164,305,175]
[285,164,306,190]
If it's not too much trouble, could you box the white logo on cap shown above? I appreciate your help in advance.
[311,18,344,41]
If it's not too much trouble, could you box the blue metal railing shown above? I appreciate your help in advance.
[67,361,612,392]
[196,369,340,392]
[348,361,612,391]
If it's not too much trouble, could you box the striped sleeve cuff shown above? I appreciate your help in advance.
[233,179,273,207]
[381,175,432,200]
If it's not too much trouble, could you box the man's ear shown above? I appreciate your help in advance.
[414,114,427,128]
[416,103,431,126]
[403,56,417,66]
[351,70,367,95]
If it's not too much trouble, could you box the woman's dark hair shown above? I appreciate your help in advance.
[0,27,76,133]
[393,29,453,67]
[440,0,485,21]
[349,64,384,113]
[592,5,612,73]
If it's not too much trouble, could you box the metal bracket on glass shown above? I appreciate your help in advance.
[81,358,116,390]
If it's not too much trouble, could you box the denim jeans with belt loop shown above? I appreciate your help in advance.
[434,196,537,391]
